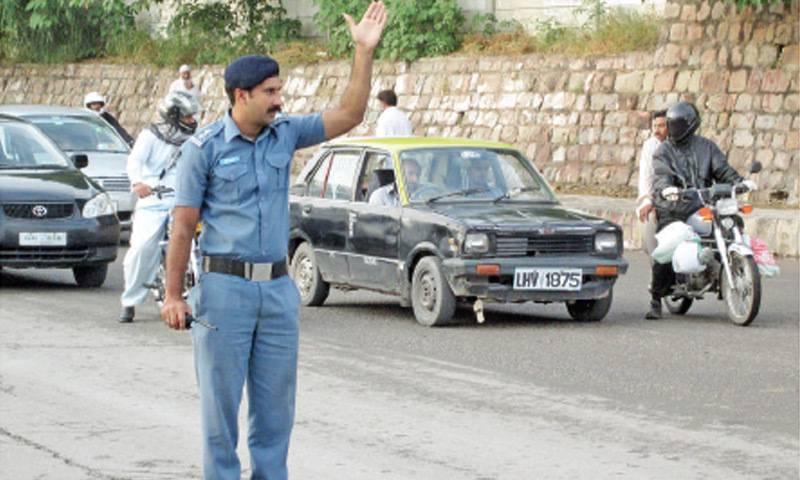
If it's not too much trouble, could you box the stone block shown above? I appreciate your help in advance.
[687,24,704,41]
[733,129,755,147]
[711,0,727,20]
[614,72,644,93]
[601,127,618,144]
[762,94,784,113]
[661,44,683,67]
[697,1,711,21]
[743,44,759,67]
[787,130,800,150]
[568,73,588,93]
[780,45,800,67]
[755,114,777,130]
[619,127,637,145]
[706,93,728,112]
[772,133,786,149]
[552,146,566,163]
[774,151,791,170]
[699,48,717,68]
[604,112,628,127]
[681,3,697,21]
[700,71,728,93]
[775,24,793,45]
[671,23,686,42]
[730,112,756,130]
[674,70,692,92]
[759,45,779,67]
[746,71,763,93]
[728,69,748,92]
[590,94,618,111]
[730,46,744,67]
[784,94,799,112]
[761,69,793,93]
[728,147,754,170]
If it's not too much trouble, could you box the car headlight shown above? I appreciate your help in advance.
[464,233,490,254]
[595,232,618,253]
[82,193,116,218]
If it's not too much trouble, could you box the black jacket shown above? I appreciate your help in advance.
[651,135,743,226]
[100,111,135,147]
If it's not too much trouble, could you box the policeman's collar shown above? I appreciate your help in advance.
[223,110,288,143]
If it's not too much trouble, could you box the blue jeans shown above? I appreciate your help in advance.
[190,272,300,480]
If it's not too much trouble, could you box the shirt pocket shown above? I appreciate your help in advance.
[266,152,292,192]
[211,161,251,202]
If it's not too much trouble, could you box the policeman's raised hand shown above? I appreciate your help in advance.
[132,182,152,199]
[343,1,387,51]
[161,297,191,331]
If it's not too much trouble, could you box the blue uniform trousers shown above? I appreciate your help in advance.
[190,272,300,480]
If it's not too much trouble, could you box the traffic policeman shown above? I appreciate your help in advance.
[160,3,388,479]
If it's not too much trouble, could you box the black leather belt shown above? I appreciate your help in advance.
[202,257,287,281]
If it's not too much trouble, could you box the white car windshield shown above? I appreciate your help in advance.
[0,121,70,169]
[398,147,556,203]
[30,115,129,153]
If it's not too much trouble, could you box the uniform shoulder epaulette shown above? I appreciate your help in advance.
[189,121,224,147]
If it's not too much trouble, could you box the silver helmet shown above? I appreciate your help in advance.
[157,91,200,134]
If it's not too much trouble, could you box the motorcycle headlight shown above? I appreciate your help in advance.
[464,233,490,254]
[82,193,116,218]
[595,232,618,253]
[716,198,739,216]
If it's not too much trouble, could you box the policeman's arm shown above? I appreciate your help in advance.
[161,206,199,330]
[321,2,387,139]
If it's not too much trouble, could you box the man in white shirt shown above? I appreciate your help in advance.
[636,109,667,255]
[119,91,200,323]
[369,158,420,206]
[375,89,412,137]
[169,64,202,108]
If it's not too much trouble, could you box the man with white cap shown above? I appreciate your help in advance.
[169,64,202,107]
[83,91,135,146]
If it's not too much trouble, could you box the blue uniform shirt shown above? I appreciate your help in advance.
[175,111,326,263]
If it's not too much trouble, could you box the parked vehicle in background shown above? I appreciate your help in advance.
[0,115,119,287]
[0,105,136,230]
[289,137,628,326]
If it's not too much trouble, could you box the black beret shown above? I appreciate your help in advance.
[224,55,280,90]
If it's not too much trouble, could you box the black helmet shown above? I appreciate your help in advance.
[666,101,700,144]
[157,91,200,134]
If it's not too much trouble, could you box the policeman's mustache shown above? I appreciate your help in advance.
[268,106,282,114]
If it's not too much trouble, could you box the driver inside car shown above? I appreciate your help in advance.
[464,155,504,197]
[369,158,420,206]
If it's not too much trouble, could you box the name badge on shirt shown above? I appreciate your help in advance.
[219,156,240,166]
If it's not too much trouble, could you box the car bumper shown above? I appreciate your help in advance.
[106,190,136,231]
[442,255,629,302]
[0,215,120,268]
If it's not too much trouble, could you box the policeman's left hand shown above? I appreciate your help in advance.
[161,297,191,331]
[343,1,387,51]
[742,179,758,192]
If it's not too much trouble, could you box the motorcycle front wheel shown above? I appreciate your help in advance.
[721,253,761,326]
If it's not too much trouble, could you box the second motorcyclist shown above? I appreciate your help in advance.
[119,91,200,323]
[646,101,757,320]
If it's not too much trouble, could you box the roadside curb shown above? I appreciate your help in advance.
[560,195,800,258]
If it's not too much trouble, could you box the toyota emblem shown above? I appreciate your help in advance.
[31,205,48,218]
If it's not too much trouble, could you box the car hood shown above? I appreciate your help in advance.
[0,169,97,203]
[71,151,128,178]
[424,202,611,232]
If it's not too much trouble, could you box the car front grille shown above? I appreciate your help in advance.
[97,177,131,192]
[2,203,75,219]
[496,235,594,256]
[0,247,91,262]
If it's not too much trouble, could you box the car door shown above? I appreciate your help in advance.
[298,148,362,284]
[347,149,403,293]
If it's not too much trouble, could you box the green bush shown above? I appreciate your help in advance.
[0,0,143,63]
[729,0,787,8]
[313,0,465,61]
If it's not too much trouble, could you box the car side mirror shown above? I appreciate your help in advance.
[749,161,762,174]
[71,154,89,169]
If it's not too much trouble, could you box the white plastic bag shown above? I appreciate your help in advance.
[652,221,696,265]
[672,239,706,273]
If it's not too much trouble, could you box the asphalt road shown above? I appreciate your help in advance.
[1,250,798,479]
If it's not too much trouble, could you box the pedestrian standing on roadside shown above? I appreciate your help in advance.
[375,88,412,136]
[83,91,135,147]
[160,3,388,479]
[636,109,667,255]
[169,64,203,108]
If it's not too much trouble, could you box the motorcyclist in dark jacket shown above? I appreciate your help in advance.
[645,101,756,319]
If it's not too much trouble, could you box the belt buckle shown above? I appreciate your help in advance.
[249,262,273,281]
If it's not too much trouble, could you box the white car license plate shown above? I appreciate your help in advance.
[513,268,582,291]
[19,232,67,247]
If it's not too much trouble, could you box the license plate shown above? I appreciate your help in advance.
[513,268,582,291]
[19,232,67,246]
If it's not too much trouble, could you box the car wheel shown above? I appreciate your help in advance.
[565,288,613,322]
[411,256,456,327]
[291,242,329,307]
[72,264,108,288]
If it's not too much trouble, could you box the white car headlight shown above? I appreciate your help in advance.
[595,232,618,253]
[464,233,490,254]
[82,193,116,218]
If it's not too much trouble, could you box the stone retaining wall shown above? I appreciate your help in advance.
[0,0,797,209]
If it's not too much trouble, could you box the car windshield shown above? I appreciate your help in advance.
[0,121,70,168]
[29,115,129,153]
[398,147,555,203]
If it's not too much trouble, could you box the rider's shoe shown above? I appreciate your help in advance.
[119,306,135,323]
[644,298,662,320]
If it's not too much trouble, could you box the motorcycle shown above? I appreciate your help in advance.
[143,186,202,307]
[662,162,763,326]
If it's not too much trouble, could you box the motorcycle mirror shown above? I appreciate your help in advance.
[71,154,89,169]
[749,161,762,174]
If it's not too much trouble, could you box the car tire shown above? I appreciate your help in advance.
[291,242,329,307]
[72,264,108,288]
[566,288,613,322]
[411,256,456,327]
